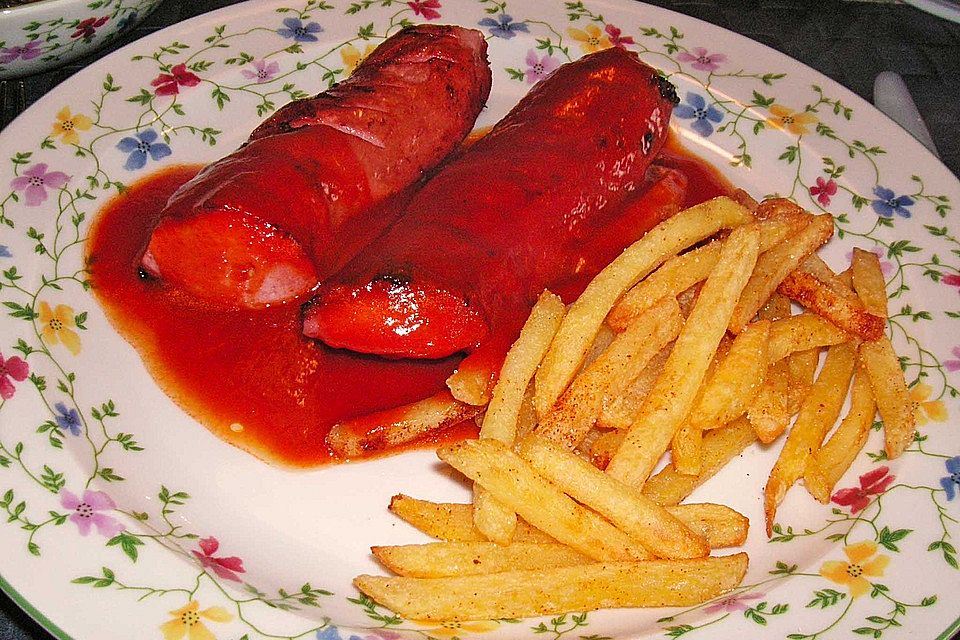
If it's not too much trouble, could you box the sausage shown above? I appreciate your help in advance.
[140,24,492,308]
[303,47,681,366]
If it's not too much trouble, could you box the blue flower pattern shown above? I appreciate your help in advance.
[941,456,960,500]
[54,402,82,436]
[673,92,724,137]
[0,245,11,258]
[478,14,529,39]
[116,129,172,171]
[278,17,323,42]
[871,185,915,218]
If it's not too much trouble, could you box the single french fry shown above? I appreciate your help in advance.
[446,366,496,407]
[850,248,889,318]
[764,340,858,536]
[606,223,760,488]
[860,339,915,459]
[674,503,749,548]
[729,213,834,334]
[746,294,790,442]
[389,494,554,543]
[439,439,652,561]
[598,343,672,430]
[535,297,682,450]
[778,269,885,340]
[474,290,565,544]
[803,366,877,503]
[518,435,709,559]
[767,313,849,363]
[535,197,753,417]
[787,347,821,415]
[372,542,590,578]
[354,554,749,621]
[643,417,757,506]
[327,391,480,459]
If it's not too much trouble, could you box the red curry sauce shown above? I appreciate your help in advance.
[86,137,732,467]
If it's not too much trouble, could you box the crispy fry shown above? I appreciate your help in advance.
[767,313,849,363]
[746,295,790,442]
[518,435,709,559]
[535,197,753,417]
[354,554,749,621]
[606,223,760,488]
[389,494,554,543]
[535,297,682,450]
[475,290,565,544]
[851,248,889,318]
[439,439,652,561]
[729,213,834,334]
[327,391,480,459]
[860,339,915,459]
[787,347,820,415]
[643,418,757,506]
[675,503,749,548]
[803,366,877,503]
[373,542,590,577]
[778,269,885,340]
[764,340,858,535]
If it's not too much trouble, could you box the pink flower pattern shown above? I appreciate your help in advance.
[944,273,960,293]
[407,0,441,20]
[241,59,280,83]
[59,489,124,537]
[604,24,635,48]
[10,163,70,207]
[944,346,960,372]
[0,41,42,64]
[524,50,560,84]
[703,591,764,614]
[192,536,246,582]
[809,176,837,206]
[0,351,29,400]
[832,466,895,514]
[677,46,727,72]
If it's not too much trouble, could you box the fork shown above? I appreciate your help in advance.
[0,79,27,130]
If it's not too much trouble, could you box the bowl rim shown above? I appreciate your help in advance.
[1,0,132,19]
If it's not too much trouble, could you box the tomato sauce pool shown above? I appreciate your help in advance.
[86,136,732,467]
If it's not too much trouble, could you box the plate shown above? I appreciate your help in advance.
[1,1,959,638]
[903,0,960,24]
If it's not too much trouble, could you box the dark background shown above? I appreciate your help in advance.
[0,1,958,638]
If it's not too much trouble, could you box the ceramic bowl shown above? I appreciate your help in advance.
[0,0,164,79]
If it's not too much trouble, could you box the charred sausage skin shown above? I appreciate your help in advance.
[304,47,680,362]
[141,25,491,308]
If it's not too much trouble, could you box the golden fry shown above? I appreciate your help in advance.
[767,313,849,363]
[606,223,760,488]
[354,554,749,621]
[372,541,589,578]
[389,494,554,543]
[535,197,753,417]
[787,347,820,416]
[518,435,709,559]
[327,391,479,459]
[764,341,858,535]
[778,269,884,340]
[851,248,889,318]
[860,338,915,459]
[598,343,672,431]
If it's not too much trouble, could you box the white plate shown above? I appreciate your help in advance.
[1,1,959,638]
[903,0,960,24]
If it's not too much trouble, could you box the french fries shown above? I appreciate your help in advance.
[355,554,749,621]
[358,195,919,624]
[606,223,760,488]
[763,340,858,535]
[474,290,565,544]
[729,213,834,333]
[535,196,754,417]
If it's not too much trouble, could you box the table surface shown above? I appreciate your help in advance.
[0,0,958,638]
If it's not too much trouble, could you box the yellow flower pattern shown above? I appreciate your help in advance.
[50,107,93,145]
[567,24,612,53]
[909,382,947,425]
[820,541,890,598]
[38,301,81,355]
[160,601,232,640]
[340,43,377,75]
[766,104,818,135]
